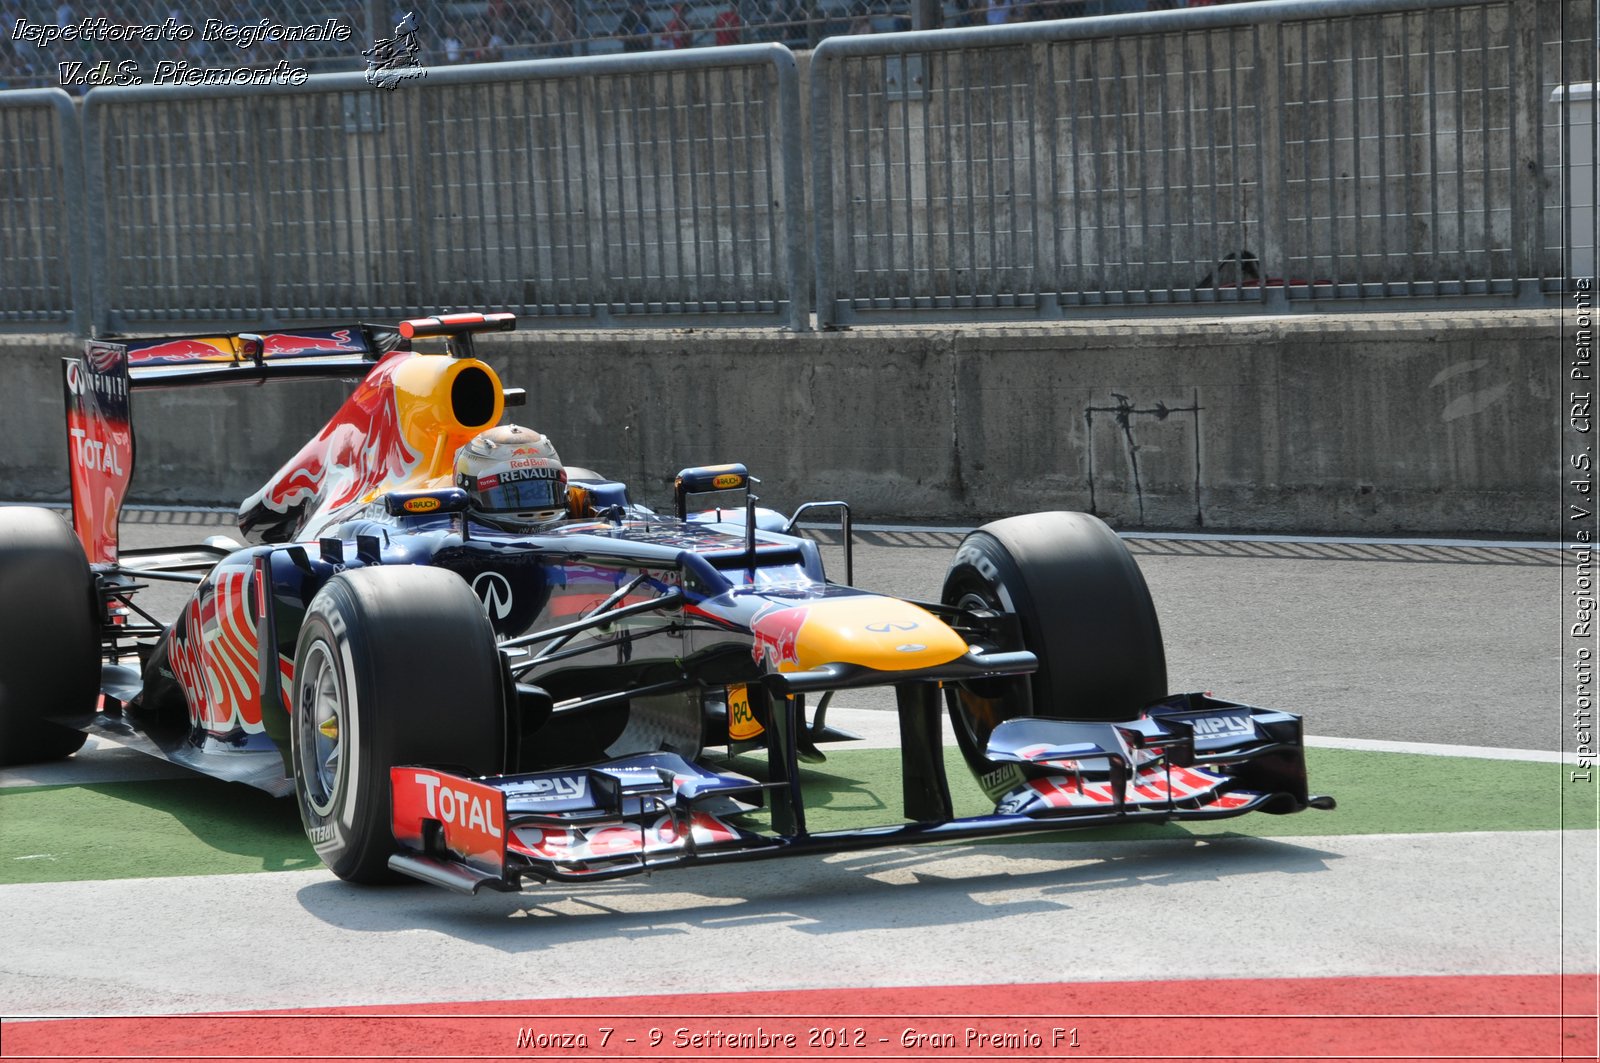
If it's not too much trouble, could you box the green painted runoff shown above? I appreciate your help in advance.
[0,747,1592,885]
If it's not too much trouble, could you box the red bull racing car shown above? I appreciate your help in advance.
[0,312,1332,894]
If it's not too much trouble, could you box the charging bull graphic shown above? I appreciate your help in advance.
[239,354,422,543]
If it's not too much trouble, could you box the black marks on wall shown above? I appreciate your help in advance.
[1084,389,1205,526]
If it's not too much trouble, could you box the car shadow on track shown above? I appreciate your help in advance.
[291,833,1341,953]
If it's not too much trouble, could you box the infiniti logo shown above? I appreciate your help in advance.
[471,571,513,620]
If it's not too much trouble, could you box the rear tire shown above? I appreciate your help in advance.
[291,565,506,883]
[0,508,96,766]
[941,512,1166,771]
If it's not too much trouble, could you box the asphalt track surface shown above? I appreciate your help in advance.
[0,508,1595,1062]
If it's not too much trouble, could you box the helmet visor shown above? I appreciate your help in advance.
[474,472,565,513]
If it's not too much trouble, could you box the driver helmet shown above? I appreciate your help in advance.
[454,424,568,529]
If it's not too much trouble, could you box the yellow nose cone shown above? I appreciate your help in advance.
[752,595,967,673]
[318,717,339,741]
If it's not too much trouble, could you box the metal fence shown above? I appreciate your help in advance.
[810,0,1598,324]
[80,45,807,332]
[0,0,1157,90]
[0,0,1594,334]
[0,90,86,331]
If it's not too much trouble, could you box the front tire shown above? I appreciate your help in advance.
[291,565,506,883]
[941,512,1166,771]
[0,507,96,766]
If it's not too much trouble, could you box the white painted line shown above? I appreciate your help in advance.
[823,522,1566,550]
[1304,734,1580,764]
[1123,531,1566,550]
[0,503,1567,549]
[822,708,1572,763]
[1,709,1571,792]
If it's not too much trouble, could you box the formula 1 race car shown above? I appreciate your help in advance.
[0,312,1333,893]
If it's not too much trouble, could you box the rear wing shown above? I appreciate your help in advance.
[62,325,392,565]
[117,324,400,388]
[62,313,520,565]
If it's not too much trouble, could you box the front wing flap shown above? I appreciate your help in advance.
[388,693,1333,896]
[983,692,1323,816]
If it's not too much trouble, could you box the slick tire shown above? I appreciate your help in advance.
[940,512,1166,770]
[0,507,96,766]
[291,565,506,883]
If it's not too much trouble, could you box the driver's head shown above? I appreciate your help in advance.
[454,424,568,530]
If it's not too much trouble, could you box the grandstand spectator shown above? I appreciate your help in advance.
[712,2,741,45]
[470,17,506,62]
[538,0,577,57]
[661,2,691,49]
[620,0,652,51]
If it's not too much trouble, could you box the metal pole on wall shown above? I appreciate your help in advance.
[366,0,382,53]
[913,0,940,30]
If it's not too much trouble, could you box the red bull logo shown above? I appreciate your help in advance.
[751,605,808,671]
[126,329,364,367]
[169,568,265,735]
[263,329,363,356]
[126,338,230,364]
[256,355,420,516]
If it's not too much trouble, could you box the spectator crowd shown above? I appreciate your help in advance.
[2,0,1265,91]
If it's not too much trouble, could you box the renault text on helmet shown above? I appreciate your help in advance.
[454,424,568,529]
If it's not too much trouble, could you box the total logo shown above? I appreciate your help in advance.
[413,771,502,838]
[471,570,513,620]
[67,427,125,474]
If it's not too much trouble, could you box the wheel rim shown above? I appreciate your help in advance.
[947,587,1018,753]
[296,640,343,819]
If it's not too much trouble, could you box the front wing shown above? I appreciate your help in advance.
[387,693,1335,895]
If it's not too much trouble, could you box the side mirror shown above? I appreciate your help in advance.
[383,487,471,517]
[673,463,750,520]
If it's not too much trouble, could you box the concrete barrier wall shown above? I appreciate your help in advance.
[0,310,1563,536]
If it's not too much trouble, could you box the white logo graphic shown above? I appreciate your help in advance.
[471,571,513,620]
